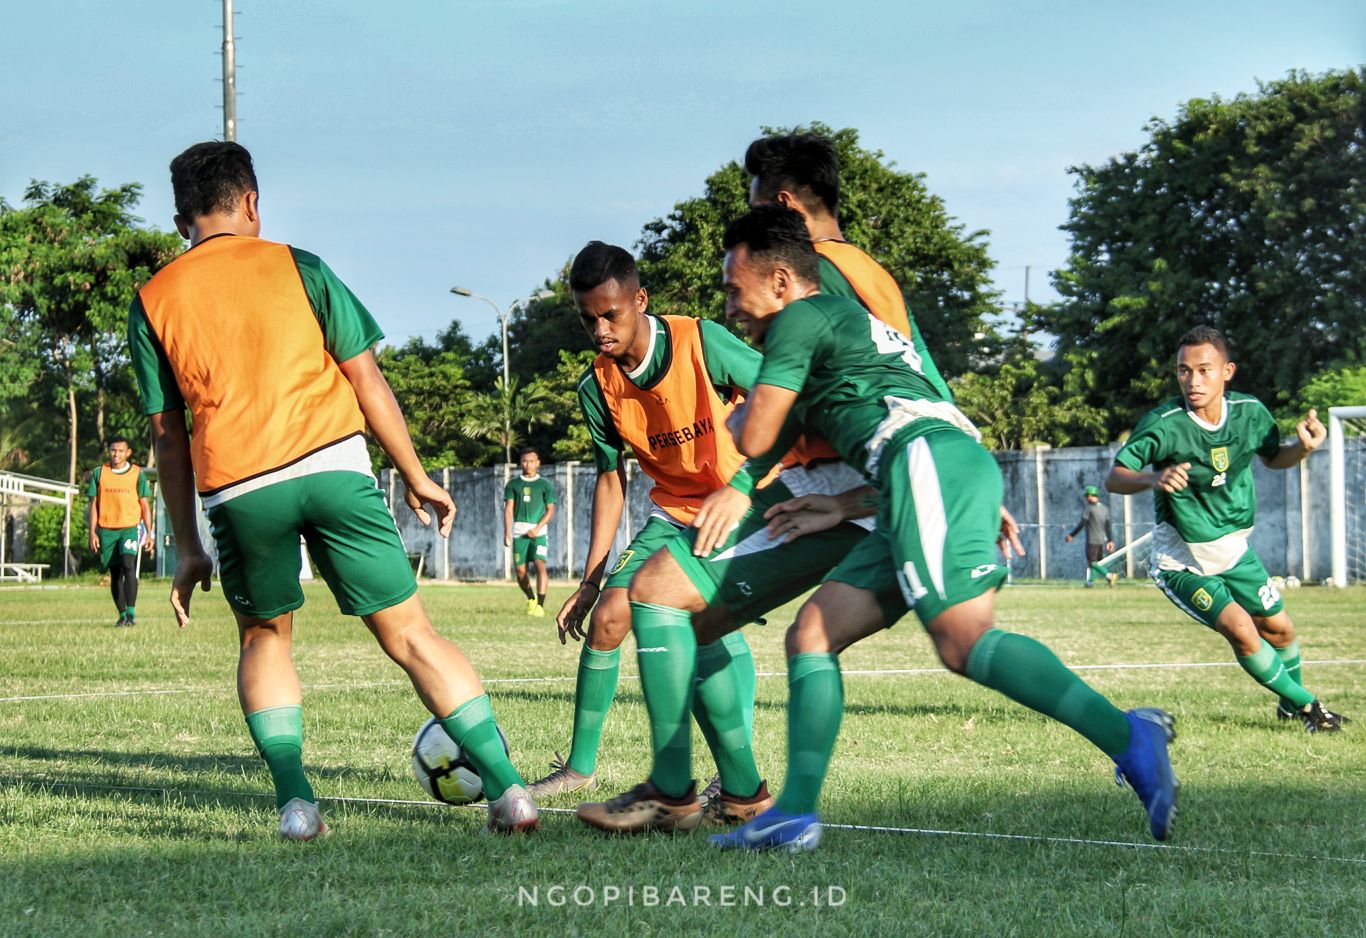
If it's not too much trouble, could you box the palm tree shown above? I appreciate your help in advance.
[459,375,556,465]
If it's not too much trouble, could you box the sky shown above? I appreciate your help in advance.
[3,1,1362,349]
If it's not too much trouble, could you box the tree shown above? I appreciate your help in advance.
[459,375,557,465]
[375,326,488,471]
[0,178,181,481]
[636,122,1003,378]
[1289,364,1366,431]
[1045,69,1366,437]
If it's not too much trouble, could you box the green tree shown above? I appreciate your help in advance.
[636,122,1003,378]
[376,326,488,471]
[0,178,181,482]
[1045,69,1366,436]
[1288,364,1366,431]
[459,375,557,465]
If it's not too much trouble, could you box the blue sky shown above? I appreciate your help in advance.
[3,1,1362,348]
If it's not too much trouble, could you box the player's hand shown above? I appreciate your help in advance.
[504,533,512,547]
[692,486,751,555]
[404,476,456,537]
[556,584,598,645]
[1064,533,1073,543]
[763,494,844,543]
[998,505,1026,558]
[88,531,99,553]
[1105,541,1115,554]
[170,551,213,628]
[1297,408,1327,453]
[1154,463,1190,493]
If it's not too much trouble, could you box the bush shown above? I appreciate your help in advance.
[25,495,88,574]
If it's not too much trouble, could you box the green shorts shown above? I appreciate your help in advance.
[98,526,140,569]
[829,427,1006,627]
[206,471,416,619]
[1153,550,1284,628]
[512,534,548,567]
[663,475,900,626]
[604,514,685,590]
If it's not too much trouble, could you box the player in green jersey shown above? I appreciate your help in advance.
[503,448,556,616]
[1107,326,1348,733]
[705,206,1178,851]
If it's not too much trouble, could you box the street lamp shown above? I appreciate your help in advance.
[450,287,554,464]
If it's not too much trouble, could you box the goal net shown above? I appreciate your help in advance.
[1329,406,1366,586]
[1091,531,1154,582]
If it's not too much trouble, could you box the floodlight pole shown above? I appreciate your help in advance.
[222,0,237,141]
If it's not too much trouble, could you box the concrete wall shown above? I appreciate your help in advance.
[381,440,1358,582]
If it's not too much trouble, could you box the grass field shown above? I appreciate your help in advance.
[1,579,1363,937]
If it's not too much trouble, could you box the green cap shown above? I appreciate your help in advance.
[1084,485,1099,497]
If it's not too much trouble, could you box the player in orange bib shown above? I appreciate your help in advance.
[129,141,536,839]
[86,435,152,627]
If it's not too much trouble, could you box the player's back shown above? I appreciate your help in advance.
[135,235,365,494]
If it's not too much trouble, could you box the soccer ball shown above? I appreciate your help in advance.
[411,716,509,805]
[1270,576,1286,590]
[1284,575,1302,590]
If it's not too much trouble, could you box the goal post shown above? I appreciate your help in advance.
[1329,405,1366,587]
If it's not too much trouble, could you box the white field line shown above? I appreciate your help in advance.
[6,778,1364,866]
[2,658,1364,704]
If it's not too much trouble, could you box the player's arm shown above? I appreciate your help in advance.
[338,350,455,537]
[1065,516,1084,541]
[503,497,515,547]
[149,410,212,627]
[531,502,556,538]
[1263,408,1326,469]
[691,413,802,556]
[557,465,626,644]
[1106,463,1191,494]
[763,485,878,544]
[1107,414,1188,493]
[86,472,100,552]
[734,384,801,458]
[138,495,154,553]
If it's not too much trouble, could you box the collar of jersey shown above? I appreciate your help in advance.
[1184,396,1228,432]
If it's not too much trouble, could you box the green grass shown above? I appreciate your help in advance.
[1,580,1363,937]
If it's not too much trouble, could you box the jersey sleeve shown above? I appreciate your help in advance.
[698,319,761,392]
[755,301,832,393]
[1252,401,1283,460]
[290,248,385,364]
[502,479,517,503]
[128,294,186,416]
[577,368,624,473]
[85,467,100,499]
[542,479,558,505]
[137,471,151,498]
[1114,410,1167,470]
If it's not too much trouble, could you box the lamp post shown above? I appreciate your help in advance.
[449,287,554,465]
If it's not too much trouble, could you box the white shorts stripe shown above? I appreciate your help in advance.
[906,437,948,599]
[1155,573,1208,624]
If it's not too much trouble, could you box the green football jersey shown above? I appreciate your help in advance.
[1114,392,1282,544]
[503,475,556,525]
[754,293,972,479]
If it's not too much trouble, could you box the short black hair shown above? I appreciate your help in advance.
[569,241,639,294]
[1178,325,1232,361]
[170,141,259,220]
[722,205,821,285]
[108,435,130,447]
[744,133,840,216]
[519,447,540,460]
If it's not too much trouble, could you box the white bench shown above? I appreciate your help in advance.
[0,563,50,583]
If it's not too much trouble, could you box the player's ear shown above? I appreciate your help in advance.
[242,190,260,223]
[771,265,791,299]
[1224,360,1236,382]
[173,214,191,240]
[635,286,649,312]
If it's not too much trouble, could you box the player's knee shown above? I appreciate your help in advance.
[785,603,831,657]
[587,595,630,650]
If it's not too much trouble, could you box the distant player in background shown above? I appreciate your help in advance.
[130,141,536,839]
[1065,485,1116,587]
[1107,325,1349,733]
[86,435,153,627]
[503,447,556,616]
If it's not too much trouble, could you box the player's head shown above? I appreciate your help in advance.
[1175,325,1235,409]
[721,205,820,346]
[519,448,541,475]
[744,133,840,225]
[1084,484,1099,502]
[570,241,648,361]
[107,435,131,467]
[169,141,260,241]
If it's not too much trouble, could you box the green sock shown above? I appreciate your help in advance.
[721,630,756,737]
[694,633,761,798]
[774,653,843,815]
[1274,640,1304,712]
[245,705,313,810]
[440,695,524,800]
[1238,639,1314,709]
[125,605,136,618]
[631,601,697,799]
[566,645,620,776]
[966,628,1131,757]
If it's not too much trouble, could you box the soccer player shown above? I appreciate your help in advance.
[1106,326,1348,733]
[1065,485,1116,587]
[705,207,1178,851]
[129,141,537,839]
[503,447,556,616]
[86,435,153,627]
[529,242,774,802]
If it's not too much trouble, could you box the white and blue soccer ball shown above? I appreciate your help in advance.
[1284,575,1302,590]
[411,717,509,805]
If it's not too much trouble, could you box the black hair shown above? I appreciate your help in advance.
[1178,324,1232,361]
[519,447,540,460]
[744,133,840,216]
[569,241,639,294]
[108,435,130,447]
[721,205,821,285]
[169,141,259,220]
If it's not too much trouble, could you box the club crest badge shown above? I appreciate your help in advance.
[1192,588,1214,612]
[1210,447,1229,473]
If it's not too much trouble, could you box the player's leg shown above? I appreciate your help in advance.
[120,546,139,625]
[533,555,548,613]
[513,536,536,612]
[107,557,127,625]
